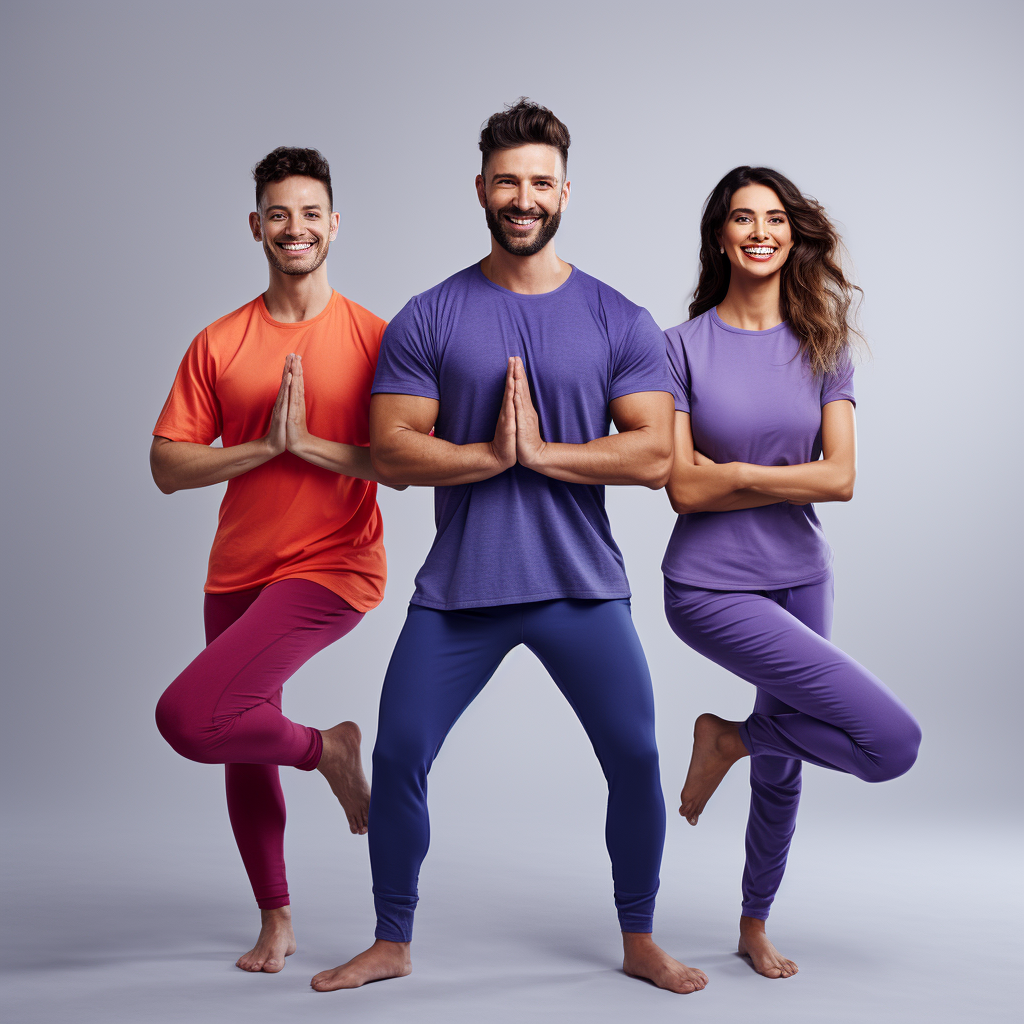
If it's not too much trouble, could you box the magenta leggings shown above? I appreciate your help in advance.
[155,579,363,909]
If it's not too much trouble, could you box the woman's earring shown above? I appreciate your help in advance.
[719,247,725,254]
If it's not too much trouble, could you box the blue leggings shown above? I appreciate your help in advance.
[664,576,921,920]
[369,599,665,942]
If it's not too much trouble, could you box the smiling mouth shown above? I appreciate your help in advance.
[503,214,541,230]
[278,241,315,252]
[742,245,777,261]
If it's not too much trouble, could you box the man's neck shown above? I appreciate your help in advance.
[716,274,784,332]
[262,265,333,323]
[479,242,572,295]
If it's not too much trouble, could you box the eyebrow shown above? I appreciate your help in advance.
[730,207,786,216]
[265,204,323,212]
[490,173,557,183]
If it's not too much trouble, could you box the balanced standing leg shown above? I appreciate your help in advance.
[312,604,519,991]
[526,599,707,995]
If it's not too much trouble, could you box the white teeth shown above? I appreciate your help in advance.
[508,217,538,225]
[743,246,776,255]
[281,242,313,250]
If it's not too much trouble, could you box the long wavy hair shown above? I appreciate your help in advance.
[690,166,863,375]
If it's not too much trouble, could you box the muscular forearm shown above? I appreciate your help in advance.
[150,437,277,494]
[524,429,672,488]
[741,460,854,503]
[371,429,508,487]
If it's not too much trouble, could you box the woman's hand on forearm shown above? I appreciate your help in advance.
[738,401,857,504]
[512,358,674,487]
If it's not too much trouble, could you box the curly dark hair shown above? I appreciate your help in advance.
[690,166,863,375]
[479,98,570,176]
[252,147,333,211]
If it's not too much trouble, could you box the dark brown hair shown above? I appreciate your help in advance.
[690,166,863,375]
[479,98,570,176]
[252,147,333,211]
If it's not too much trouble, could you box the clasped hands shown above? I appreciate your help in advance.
[489,356,548,472]
[264,353,311,456]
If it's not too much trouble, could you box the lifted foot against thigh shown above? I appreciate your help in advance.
[679,713,749,825]
[310,940,411,990]
[738,916,798,979]
[317,721,371,835]
[622,933,708,994]
[236,906,296,973]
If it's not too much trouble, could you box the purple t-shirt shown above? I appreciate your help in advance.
[373,263,672,610]
[662,308,856,590]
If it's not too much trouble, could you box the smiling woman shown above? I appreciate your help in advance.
[690,166,863,375]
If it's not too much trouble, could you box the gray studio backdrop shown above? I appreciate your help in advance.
[2,1,1021,1022]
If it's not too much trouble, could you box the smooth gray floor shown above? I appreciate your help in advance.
[3,811,1018,1024]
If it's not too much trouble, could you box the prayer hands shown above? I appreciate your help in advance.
[285,353,310,453]
[489,357,518,471]
[264,357,292,456]
[511,357,547,469]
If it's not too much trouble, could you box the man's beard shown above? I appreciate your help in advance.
[263,237,330,276]
[485,204,561,257]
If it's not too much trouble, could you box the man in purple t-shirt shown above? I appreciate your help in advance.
[310,100,706,995]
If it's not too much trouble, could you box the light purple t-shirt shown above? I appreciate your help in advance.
[373,264,672,610]
[662,308,856,591]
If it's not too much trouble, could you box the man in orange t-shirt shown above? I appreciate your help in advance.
[151,147,394,976]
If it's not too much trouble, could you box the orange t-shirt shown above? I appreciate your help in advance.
[153,291,387,612]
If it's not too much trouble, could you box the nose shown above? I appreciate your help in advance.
[751,216,770,241]
[516,182,534,212]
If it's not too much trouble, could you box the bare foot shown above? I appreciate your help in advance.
[236,906,296,973]
[318,721,370,835]
[622,932,708,994]
[678,713,749,825]
[311,940,411,991]
[738,916,798,978]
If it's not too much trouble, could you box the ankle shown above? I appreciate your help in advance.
[621,931,656,952]
[740,915,766,935]
[261,906,292,924]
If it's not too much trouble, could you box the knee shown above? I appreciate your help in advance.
[155,691,218,764]
[607,738,661,785]
[864,715,922,783]
[371,735,433,783]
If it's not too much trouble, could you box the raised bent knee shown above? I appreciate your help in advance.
[155,691,220,764]
[864,715,922,783]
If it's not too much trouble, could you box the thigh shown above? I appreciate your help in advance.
[664,580,899,737]
[373,604,520,768]
[204,587,264,645]
[524,600,657,752]
[176,580,363,716]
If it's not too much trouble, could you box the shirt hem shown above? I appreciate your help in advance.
[204,571,384,613]
[661,564,832,592]
[409,587,632,611]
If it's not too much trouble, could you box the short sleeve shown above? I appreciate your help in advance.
[609,308,674,401]
[822,349,856,407]
[664,327,691,413]
[153,330,222,444]
[371,296,440,401]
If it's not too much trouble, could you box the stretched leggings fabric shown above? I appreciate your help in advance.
[664,576,921,920]
[155,579,364,908]
[369,599,665,942]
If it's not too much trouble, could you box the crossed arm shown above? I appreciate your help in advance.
[664,400,857,515]
[369,357,674,489]
[150,354,395,494]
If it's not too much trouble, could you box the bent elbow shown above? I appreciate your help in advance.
[834,473,856,502]
[370,450,406,489]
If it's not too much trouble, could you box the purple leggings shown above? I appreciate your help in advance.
[664,576,920,920]
[155,579,363,908]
